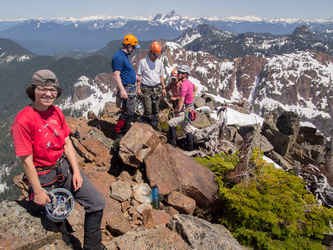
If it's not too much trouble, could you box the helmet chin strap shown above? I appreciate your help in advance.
[125,44,132,55]
[179,73,188,81]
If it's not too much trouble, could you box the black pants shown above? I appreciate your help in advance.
[115,89,137,134]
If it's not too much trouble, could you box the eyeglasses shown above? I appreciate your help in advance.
[36,86,58,94]
[152,53,160,57]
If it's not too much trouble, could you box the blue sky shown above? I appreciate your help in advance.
[0,0,332,20]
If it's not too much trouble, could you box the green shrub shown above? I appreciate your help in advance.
[195,152,239,186]
[196,148,333,249]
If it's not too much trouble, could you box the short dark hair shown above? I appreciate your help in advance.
[25,85,62,102]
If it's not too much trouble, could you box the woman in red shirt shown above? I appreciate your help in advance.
[11,69,105,249]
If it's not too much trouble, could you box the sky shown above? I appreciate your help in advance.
[0,0,332,20]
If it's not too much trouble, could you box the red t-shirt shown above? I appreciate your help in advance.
[11,105,71,167]
[166,81,181,98]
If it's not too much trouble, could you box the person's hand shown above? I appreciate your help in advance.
[137,88,142,96]
[175,112,183,117]
[120,89,128,99]
[33,190,51,206]
[162,89,166,97]
[72,171,83,191]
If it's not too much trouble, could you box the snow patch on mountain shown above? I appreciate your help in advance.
[259,97,330,119]
[179,33,201,46]
[59,76,116,117]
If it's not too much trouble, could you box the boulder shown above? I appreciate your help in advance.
[167,214,245,250]
[144,144,218,208]
[108,225,191,250]
[101,101,120,118]
[205,101,216,111]
[265,151,294,171]
[167,191,196,215]
[191,110,212,129]
[141,209,171,229]
[201,94,218,109]
[239,124,274,152]
[0,201,60,249]
[193,96,206,109]
[276,111,300,137]
[110,180,132,202]
[298,126,326,145]
[228,104,250,114]
[119,123,167,168]
[80,128,113,170]
[65,116,88,137]
[261,115,294,156]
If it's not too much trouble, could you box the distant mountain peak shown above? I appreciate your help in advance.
[292,24,315,40]
[153,10,180,21]
[153,13,162,21]
[164,10,178,18]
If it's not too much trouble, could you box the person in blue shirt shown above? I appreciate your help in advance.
[112,34,140,140]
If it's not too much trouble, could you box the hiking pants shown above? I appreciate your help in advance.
[167,111,192,134]
[115,86,137,134]
[141,85,162,115]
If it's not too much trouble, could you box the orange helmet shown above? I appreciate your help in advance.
[171,69,178,79]
[150,42,161,55]
[123,34,140,48]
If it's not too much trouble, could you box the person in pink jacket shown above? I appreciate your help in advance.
[167,65,198,151]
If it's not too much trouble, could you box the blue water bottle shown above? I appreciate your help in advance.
[151,185,160,209]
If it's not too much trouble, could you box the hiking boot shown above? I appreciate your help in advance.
[185,133,194,151]
[114,131,123,141]
[84,210,104,250]
[167,126,177,147]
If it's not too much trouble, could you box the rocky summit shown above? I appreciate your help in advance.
[1,94,332,249]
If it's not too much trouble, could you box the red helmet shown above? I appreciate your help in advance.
[171,69,178,79]
[150,42,161,55]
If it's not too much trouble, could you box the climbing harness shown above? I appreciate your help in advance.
[45,188,74,222]
[22,154,70,201]
[184,110,197,124]
[37,153,69,187]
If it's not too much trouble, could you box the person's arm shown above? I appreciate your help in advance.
[193,85,198,97]
[136,60,144,96]
[165,82,171,92]
[113,70,128,99]
[176,96,185,116]
[137,74,142,96]
[20,155,51,205]
[160,76,166,97]
[64,136,82,192]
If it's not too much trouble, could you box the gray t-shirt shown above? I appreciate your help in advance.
[137,56,165,87]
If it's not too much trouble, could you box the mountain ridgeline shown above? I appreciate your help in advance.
[1,10,333,55]
[178,24,333,60]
